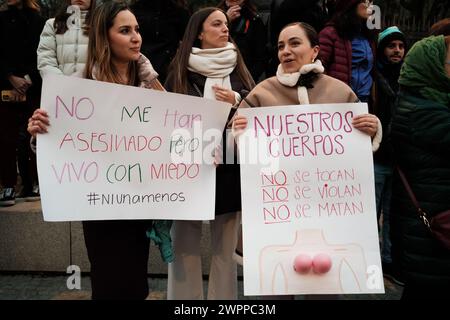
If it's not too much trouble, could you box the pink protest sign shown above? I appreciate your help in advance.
[238,104,384,295]
[38,74,231,221]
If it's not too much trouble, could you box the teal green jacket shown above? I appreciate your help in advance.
[147,220,174,263]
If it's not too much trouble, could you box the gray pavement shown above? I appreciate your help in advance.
[0,273,402,300]
[1,201,403,300]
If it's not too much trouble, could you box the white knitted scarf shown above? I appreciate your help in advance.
[188,42,237,101]
[276,60,325,104]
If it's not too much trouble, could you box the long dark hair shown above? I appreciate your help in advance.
[281,22,319,47]
[216,0,258,18]
[167,7,255,94]
[330,0,375,40]
[54,0,96,35]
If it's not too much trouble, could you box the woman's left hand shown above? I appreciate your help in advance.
[352,114,379,137]
[213,85,236,105]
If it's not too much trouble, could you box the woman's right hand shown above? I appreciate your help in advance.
[232,114,248,137]
[28,109,50,136]
[8,75,31,95]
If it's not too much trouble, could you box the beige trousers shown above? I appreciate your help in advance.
[167,211,240,300]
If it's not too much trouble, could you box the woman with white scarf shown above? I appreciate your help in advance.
[232,23,382,299]
[233,22,381,144]
[164,7,255,300]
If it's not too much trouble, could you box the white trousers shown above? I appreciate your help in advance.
[167,211,240,300]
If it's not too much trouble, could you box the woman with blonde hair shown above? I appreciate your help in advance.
[29,0,164,299]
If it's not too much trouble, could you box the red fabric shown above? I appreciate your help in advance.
[318,26,352,85]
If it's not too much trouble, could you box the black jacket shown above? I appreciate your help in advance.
[165,70,249,215]
[0,6,44,102]
[373,62,402,165]
[390,89,450,289]
[131,0,190,83]
[227,7,266,82]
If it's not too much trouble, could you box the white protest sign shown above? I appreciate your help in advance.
[38,74,231,221]
[238,103,384,295]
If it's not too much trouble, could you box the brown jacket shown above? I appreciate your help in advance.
[240,74,357,108]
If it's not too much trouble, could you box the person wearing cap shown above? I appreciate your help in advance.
[318,0,377,106]
[373,26,406,286]
[390,34,450,300]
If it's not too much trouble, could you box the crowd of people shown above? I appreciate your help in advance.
[1,0,449,300]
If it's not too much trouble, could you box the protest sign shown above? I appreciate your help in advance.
[38,75,231,221]
[238,103,384,295]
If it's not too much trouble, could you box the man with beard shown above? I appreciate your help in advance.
[374,26,407,287]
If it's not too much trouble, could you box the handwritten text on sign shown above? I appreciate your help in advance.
[238,104,383,296]
[38,75,231,221]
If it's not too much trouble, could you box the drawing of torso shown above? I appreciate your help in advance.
[259,229,367,295]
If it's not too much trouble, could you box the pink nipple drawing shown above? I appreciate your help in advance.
[293,254,312,274]
[312,253,332,274]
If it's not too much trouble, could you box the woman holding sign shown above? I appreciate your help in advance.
[28,0,164,300]
[231,22,382,289]
[232,22,381,140]
[164,7,254,300]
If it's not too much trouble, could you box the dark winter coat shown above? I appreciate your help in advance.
[373,63,402,165]
[165,70,248,215]
[270,0,326,43]
[227,8,266,82]
[131,0,190,83]
[390,88,450,289]
[0,6,44,103]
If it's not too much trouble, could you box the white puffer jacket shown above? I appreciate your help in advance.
[37,11,88,76]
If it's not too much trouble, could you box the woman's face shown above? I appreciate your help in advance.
[278,25,319,73]
[226,0,244,7]
[71,0,91,11]
[356,0,372,20]
[198,10,229,49]
[108,10,142,64]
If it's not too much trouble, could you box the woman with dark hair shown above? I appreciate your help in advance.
[37,0,95,76]
[217,0,266,82]
[165,7,254,300]
[0,0,44,206]
[233,21,381,173]
[267,0,327,77]
[29,0,165,300]
[319,0,377,105]
[232,22,381,299]
[130,0,190,83]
